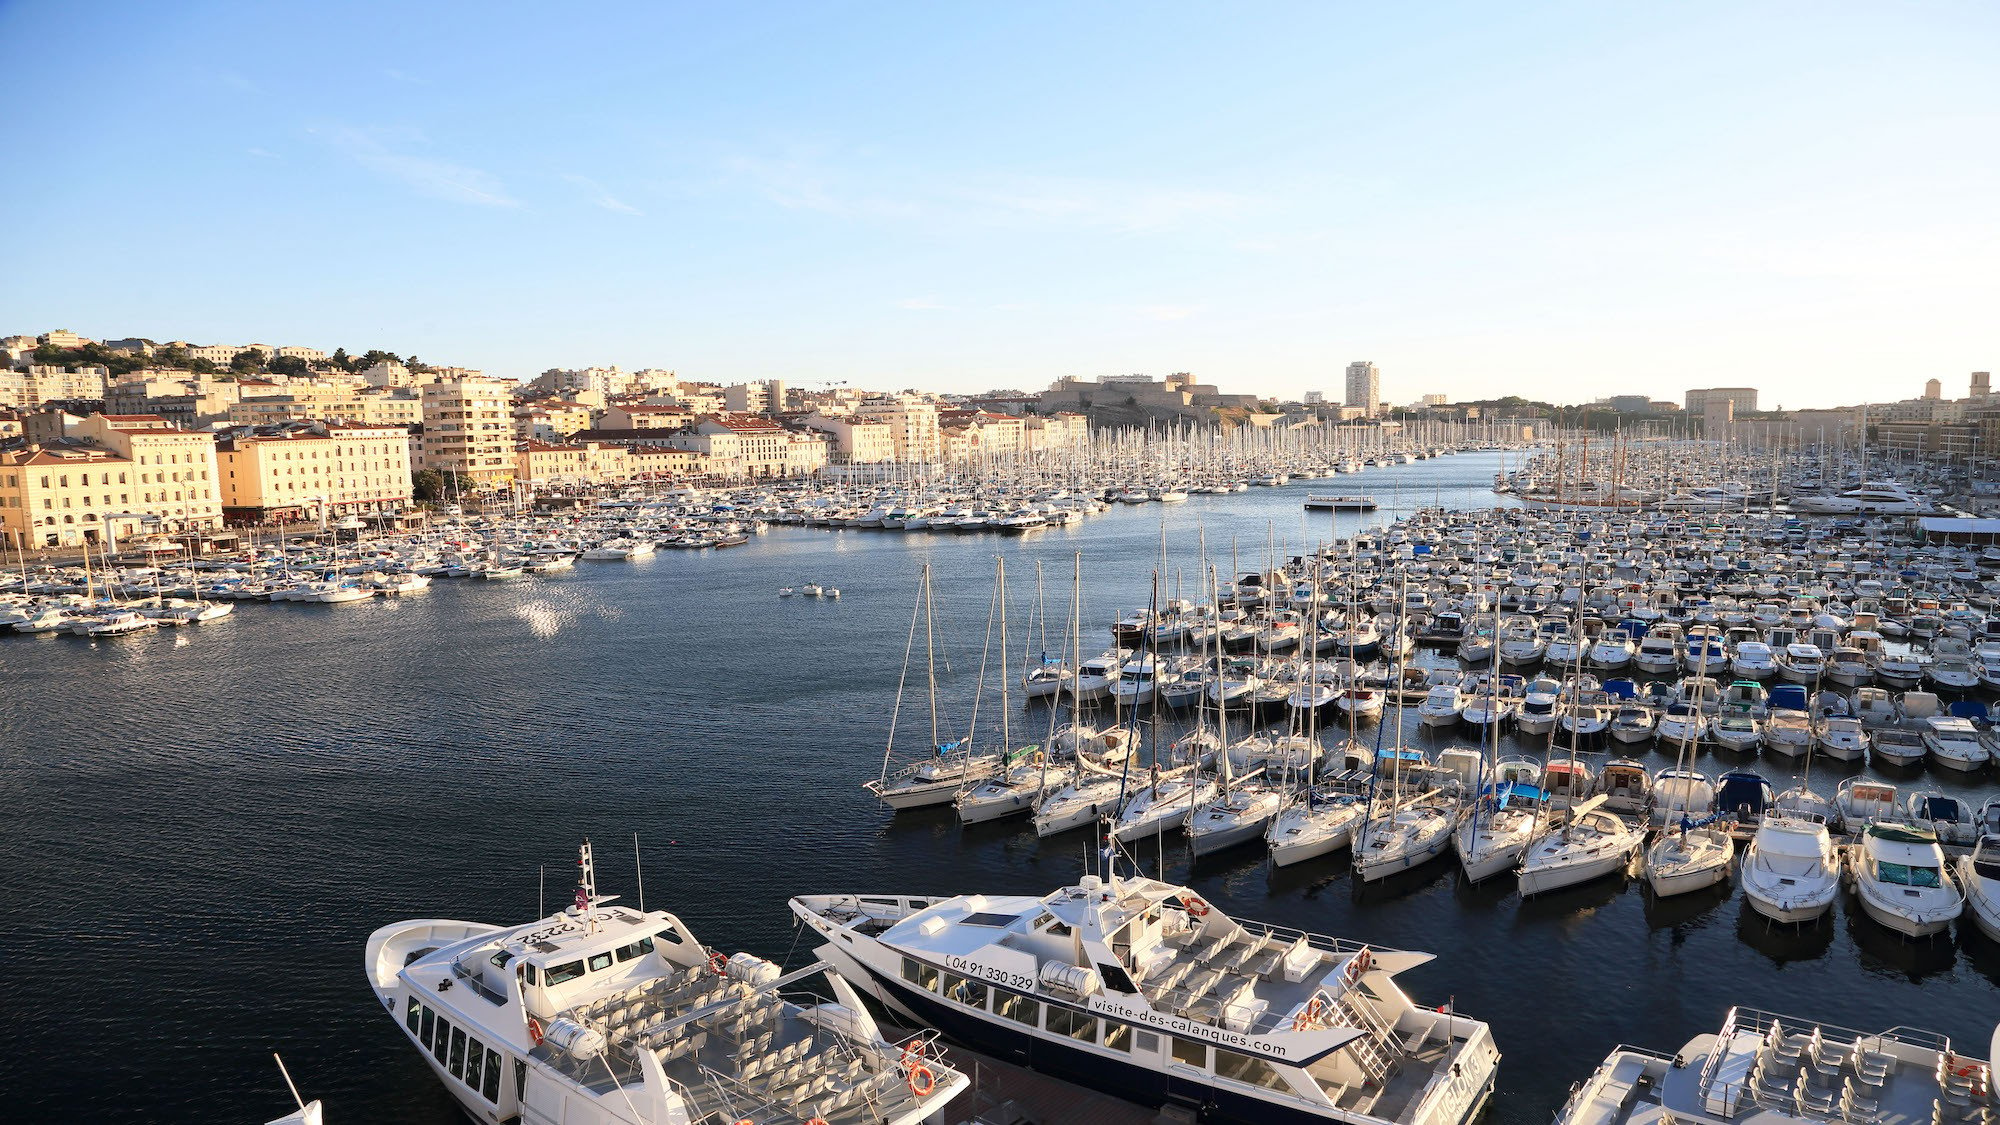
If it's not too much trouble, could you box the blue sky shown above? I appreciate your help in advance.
[3,2,1994,407]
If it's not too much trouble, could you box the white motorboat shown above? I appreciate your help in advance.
[1072,649,1128,701]
[1588,628,1636,671]
[1832,779,1898,834]
[1921,715,1992,771]
[1517,796,1641,897]
[1607,701,1657,744]
[1848,822,1962,938]
[1553,1005,1992,1125]
[1904,791,1981,846]
[367,842,970,1125]
[1729,640,1777,680]
[1760,708,1812,758]
[1870,727,1928,768]
[1513,677,1561,737]
[1772,641,1825,684]
[1416,681,1468,727]
[1740,813,1840,924]
[1957,834,2000,942]
[1812,715,1869,761]
[791,874,1500,1125]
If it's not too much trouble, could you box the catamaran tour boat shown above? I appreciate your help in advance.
[1554,1005,1993,1125]
[367,843,970,1125]
[792,873,1499,1125]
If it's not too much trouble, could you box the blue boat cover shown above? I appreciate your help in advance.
[1602,679,1637,699]
[1715,771,1772,815]
[1768,685,1808,710]
[1950,700,1989,721]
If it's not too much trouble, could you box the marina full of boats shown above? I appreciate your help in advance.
[19,447,2000,1125]
[867,503,2000,938]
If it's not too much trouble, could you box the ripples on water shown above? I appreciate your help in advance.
[1,453,1995,1123]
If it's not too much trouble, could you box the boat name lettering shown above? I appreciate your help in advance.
[942,957,1034,992]
[1084,997,1285,1055]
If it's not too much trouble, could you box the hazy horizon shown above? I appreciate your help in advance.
[4,1,1994,409]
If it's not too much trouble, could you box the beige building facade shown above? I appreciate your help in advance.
[420,378,514,485]
[216,422,412,522]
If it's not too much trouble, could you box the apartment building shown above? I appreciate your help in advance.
[419,378,515,485]
[853,398,941,462]
[215,421,413,522]
[227,384,423,429]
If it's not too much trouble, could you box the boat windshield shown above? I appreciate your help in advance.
[1876,861,1944,888]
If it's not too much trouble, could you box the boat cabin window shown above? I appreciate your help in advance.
[489,951,513,970]
[481,1048,502,1102]
[1171,1037,1210,1070]
[520,963,537,986]
[587,953,613,973]
[900,957,940,992]
[448,1026,467,1079]
[465,1035,484,1093]
[1103,1022,1134,1052]
[419,1005,436,1048]
[407,997,424,1035]
[1216,1048,1288,1091]
[1031,913,1057,931]
[1047,1007,1098,1043]
[962,911,1019,928]
[614,937,654,962]
[1097,963,1138,994]
[431,1017,452,1065]
[995,991,1039,1027]
[1876,861,1943,888]
[544,960,585,986]
[941,972,987,1009]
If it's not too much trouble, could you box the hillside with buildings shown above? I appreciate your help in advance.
[2,325,1994,550]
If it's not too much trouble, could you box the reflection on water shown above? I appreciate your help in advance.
[2,452,1996,1124]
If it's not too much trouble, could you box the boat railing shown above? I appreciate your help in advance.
[450,959,511,1006]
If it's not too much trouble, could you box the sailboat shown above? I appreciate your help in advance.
[866,562,999,810]
[1353,606,1458,883]
[1641,697,1734,897]
[1455,604,1541,883]
[1517,602,1640,896]
[953,558,1073,824]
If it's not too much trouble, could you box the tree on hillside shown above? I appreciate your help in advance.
[411,469,446,501]
[230,348,267,374]
[268,355,310,378]
[330,347,352,372]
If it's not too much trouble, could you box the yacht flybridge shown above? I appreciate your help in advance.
[1555,1005,1992,1125]
[366,843,968,1125]
[791,874,1498,1125]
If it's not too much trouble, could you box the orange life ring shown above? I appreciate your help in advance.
[709,952,729,976]
[907,1063,937,1097]
[1293,996,1327,1031]
[807,1118,830,1125]
[1184,895,1211,918]
[526,1018,545,1047]
[900,1038,927,1066]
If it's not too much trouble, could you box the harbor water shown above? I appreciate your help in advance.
[3,451,1996,1123]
